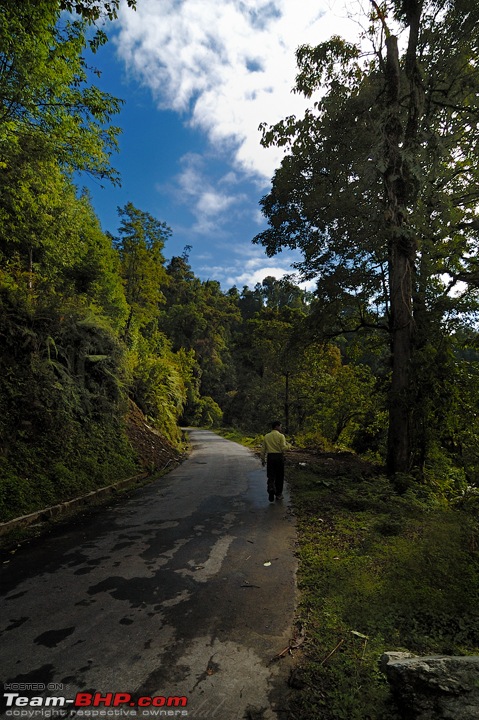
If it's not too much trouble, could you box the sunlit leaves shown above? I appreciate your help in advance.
[60,0,136,23]
[294,38,362,98]
[0,0,122,181]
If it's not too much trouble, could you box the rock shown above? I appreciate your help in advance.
[381,652,479,719]
[379,651,417,674]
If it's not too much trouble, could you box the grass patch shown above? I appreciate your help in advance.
[216,427,262,449]
[287,459,479,720]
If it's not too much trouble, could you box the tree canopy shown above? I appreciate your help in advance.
[0,0,123,181]
[254,0,479,476]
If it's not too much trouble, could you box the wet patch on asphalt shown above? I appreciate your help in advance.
[34,627,75,648]
[1,616,29,633]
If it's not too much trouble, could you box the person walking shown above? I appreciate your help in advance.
[260,421,289,502]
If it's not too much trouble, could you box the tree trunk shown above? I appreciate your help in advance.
[383,33,415,475]
[383,1,424,476]
[387,245,413,474]
[284,371,290,434]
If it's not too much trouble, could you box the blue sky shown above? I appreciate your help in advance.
[82,0,361,290]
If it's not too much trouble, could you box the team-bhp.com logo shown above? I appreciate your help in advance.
[3,690,188,717]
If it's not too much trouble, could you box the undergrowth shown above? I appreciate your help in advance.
[286,461,479,720]
[0,419,139,522]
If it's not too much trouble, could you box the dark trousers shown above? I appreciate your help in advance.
[266,453,284,496]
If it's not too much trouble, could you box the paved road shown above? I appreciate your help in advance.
[0,430,297,720]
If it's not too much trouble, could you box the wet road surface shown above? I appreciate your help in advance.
[0,430,297,719]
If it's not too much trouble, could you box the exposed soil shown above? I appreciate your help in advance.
[125,400,184,472]
[285,447,380,478]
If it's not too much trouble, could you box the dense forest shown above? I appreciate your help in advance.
[1,0,479,523]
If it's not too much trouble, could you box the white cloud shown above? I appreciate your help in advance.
[197,191,234,216]
[227,265,290,288]
[112,0,365,289]
[177,234,317,290]
[170,153,246,234]
[115,0,362,181]
[196,241,304,289]
[223,262,316,292]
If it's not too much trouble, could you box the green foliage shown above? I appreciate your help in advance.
[2,0,479,540]
[293,431,335,453]
[60,0,137,24]
[288,461,479,720]
[126,332,190,444]
[113,202,170,339]
[0,0,123,181]
[160,255,241,409]
[0,155,129,327]
[253,0,479,476]
[0,293,137,521]
[0,422,138,522]
[185,395,223,429]
[292,345,385,446]
[0,1,202,522]
[214,428,262,449]
[226,287,386,447]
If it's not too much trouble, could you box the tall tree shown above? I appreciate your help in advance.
[161,255,241,408]
[255,0,479,476]
[0,145,127,318]
[113,202,170,340]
